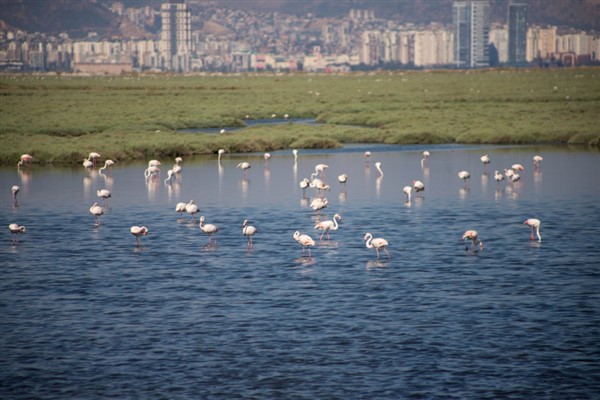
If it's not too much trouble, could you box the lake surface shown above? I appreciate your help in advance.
[1,144,599,399]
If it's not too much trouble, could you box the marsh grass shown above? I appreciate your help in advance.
[1,68,599,164]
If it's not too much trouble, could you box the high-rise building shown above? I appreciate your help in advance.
[160,0,191,72]
[453,1,490,68]
[508,3,528,65]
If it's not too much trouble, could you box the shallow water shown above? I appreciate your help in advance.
[1,144,599,399]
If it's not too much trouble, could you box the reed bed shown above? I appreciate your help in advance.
[1,68,598,164]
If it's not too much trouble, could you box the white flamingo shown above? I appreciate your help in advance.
[364,232,390,260]
[83,158,93,168]
[185,200,199,220]
[314,213,342,241]
[458,170,471,186]
[533,155,543,169]
[293,231,315,258]
[494,170,505,184]
[242,219,257,248]
[175,202,187,217]
[314,163,328,178]
[164,169,175,184]
[199,216,219,244]
[403,186,412,203]
[87,152,101,166]
[293,149,298,163]
[338,174,348,190]
[8,223,26,244]
[375,162,384,177]
[480,154,490,169]
[130,226,148,247]
[364,151,371,163]
[310,197,328,213]
[99,159,115,174]
[89,202,104,225]
[421,151,430,167]
[524,218,542,242]
[413,180,425,196]
[237,162,251,177]
[96,189,112,207]
[299,178,310,196]
[12,185,20,205]
[218,149,226,162]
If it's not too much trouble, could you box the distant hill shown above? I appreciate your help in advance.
[0,0,597,38]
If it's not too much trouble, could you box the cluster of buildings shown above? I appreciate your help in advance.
[0,0,598,74]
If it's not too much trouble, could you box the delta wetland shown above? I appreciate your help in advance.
[1,67,599,165]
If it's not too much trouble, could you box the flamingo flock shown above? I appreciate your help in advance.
[7,150,545,258]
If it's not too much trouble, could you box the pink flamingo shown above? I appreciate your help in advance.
[413,180,425,196]
[17,154,33,168]
[462,230,483,251]
[293,231,315,258]
[421,151,430,167]
[364,232,390,260]
[237,162,251,178]
[314,213,342,241]
[185,200,199,220]
[130,226,148,247]
[524,218,541,242]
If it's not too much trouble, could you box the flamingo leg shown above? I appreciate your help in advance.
[375,248,380,259]
[326,231,331,240]
[320,231,325,241]
[530,227,534,240]
[384,248,391,259]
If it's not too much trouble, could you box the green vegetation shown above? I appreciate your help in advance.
[1,68,599,164]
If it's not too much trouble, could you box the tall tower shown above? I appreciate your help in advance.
[160,0,191,72]
[508,2,528,65]
[453,1,490,68]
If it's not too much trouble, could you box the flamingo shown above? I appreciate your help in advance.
[421,151,430,167]
[375,162,383,177]
[403,186,412,203]
[164,169,175,184]
[299,178,310,196]
[242,219,257,248]
[130,226,148,247]
[218,149,226,162]
[512,164,524,172]
[83,158,93,168]
[533,155,543,169]
[480,154,490,169]
[12,185,20,205]
[185,200,199,220]
[144,160,161,179]
[89,202,104,225]
[199,216,218,244]
[175,202,187,217]
[310,197,328,212]
[96,189,112,207]
[237,162,251,177]
[293,149,298,163]
[314,213,342,241]
[172,157,182,174]
[524,218,542,242]
[458,170,471,186]
[338,173,348,190]
[8,223,26,244]
[99,159,115,174]
[504,168,515,179]
[264,153,271,164]
[314,163,328,178]
[494,170,505,184]
[310,174,330,196]
[219,129,226,134]
[364,232,390,260]
[511,173,521,182]
[364,151,371,164]
[462,230,483,251]
[413,180,425,195]
[17,154,33,168]
[284,113,289,119]
[88,152,101,166]
[293,231,315,258]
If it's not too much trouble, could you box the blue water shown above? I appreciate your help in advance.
[1,144,599,399]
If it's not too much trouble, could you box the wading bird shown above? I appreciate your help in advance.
[338,174,348,190]
[462,230,483,252]
[88,152,101,166]
[237,162,251,177]
[299,178,310,196]
[314,213,342,241]
[89,202,104,225]
[17,154,33,168]
[480,154,490,169]
[185,200,199,220]
[130,226,148,247]
[175,202,187,217]
[310,197,328,213]
[83,158,93,168]
[421,151,430,168]
[96,189,112,207]
[218,149,226,162]
[413,180,425,196]
[199,216,219,244]
[12,185,19,206]
[494,170,505,184]
[8,223,26,244]
[293,231,315,258]
[458,170,471,187]
[364,232,390,260]
[99,159,115,174]
[524,218,542,242]
[403,186,412,203]
[533,155,543,169]
[242,219,257,248]
[375,162,384,177]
